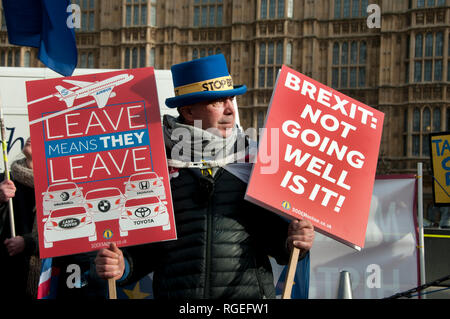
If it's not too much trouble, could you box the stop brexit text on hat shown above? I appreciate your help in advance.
[245,66,384,250]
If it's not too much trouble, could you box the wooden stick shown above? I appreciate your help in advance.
[282,246,300,299]
[108,278,117,299]
[0,97,15,237]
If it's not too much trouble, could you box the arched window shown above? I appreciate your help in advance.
[287,0,293,17]
[359,41,366,64]
[352,0,359,17]
[334,0,341,18]
[150,48,155,66]
[436,32,443,56]
[350,41,358,64]
[140,47,146,67]
[276,42,283,65]
[413,108,421,131]
[257,111,265,130]
[414,32,444,82]
[415,34,423,57]
[333,43,339,65]
[269,0,276,18]
[277,0,285,18]
[260,43,266,64]
[268,42,274,64]
[124,48,130,68]
[88,52,94,68]
[408,106,444,157]
[14,50,20,66]
[422,107,431,131]
[425,33,433,56]
[343,0,350,18]
[132,47,138,68]
[261,0,267,19]
[433,108,441,131]
[286,42,292,64]
[332,41,366,88]
[341,42,348,64]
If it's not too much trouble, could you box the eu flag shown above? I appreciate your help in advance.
[2,0,77,76]
[275,252,310,299]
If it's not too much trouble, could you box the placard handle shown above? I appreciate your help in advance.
[108,278,117,299]
[281,246,300,299]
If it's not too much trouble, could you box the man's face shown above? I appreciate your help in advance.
[181,96,236,137]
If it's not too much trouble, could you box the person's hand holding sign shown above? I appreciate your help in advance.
[286,219,315,256]
[95,243,125,280]
[0,179,16,202]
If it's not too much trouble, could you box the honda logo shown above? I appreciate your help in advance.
[139,181,150,190]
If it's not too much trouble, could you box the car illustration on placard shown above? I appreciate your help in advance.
[42,206,97,248]
[124,172,166,200]
[85,187,126,222]
[42,182,84,215]
[119,196,170,237]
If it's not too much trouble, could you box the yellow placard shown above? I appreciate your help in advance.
[430,133,450,204]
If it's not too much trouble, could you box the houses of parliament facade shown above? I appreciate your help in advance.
[1,0,450,224]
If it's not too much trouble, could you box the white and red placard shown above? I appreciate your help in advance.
[245,66,384,250]
[26,68,177,258]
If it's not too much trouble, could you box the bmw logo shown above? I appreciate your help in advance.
[98,200,111,212]
[282,201,291,210]
[103,229,113,239]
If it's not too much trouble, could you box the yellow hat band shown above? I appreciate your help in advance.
[174,75,234,97]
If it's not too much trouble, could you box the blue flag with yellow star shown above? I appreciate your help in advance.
[275,252,310,299]
[117,273,154,299]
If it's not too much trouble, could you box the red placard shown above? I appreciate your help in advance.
[26,68,177,258]
[245,66,384,250]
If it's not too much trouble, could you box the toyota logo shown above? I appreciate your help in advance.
[134,207,151,218]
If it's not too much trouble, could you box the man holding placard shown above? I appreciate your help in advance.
[95,54,315,299]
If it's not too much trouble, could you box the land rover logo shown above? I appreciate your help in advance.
[60,192,70,201]
[98,200,111,212]
[59,218,80,229]
[135,207,151,218]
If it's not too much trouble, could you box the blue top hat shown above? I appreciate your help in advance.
[165,54,247,108]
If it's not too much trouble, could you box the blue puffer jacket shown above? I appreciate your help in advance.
[121,167,291,299]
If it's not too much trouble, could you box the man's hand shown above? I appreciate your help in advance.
[95,243,125,280]
[0,180,16,203]
[4,236,25,256]
[286,219,315,254]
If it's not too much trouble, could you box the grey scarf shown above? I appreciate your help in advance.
[11,158,34,188]
[163,115,257,180]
